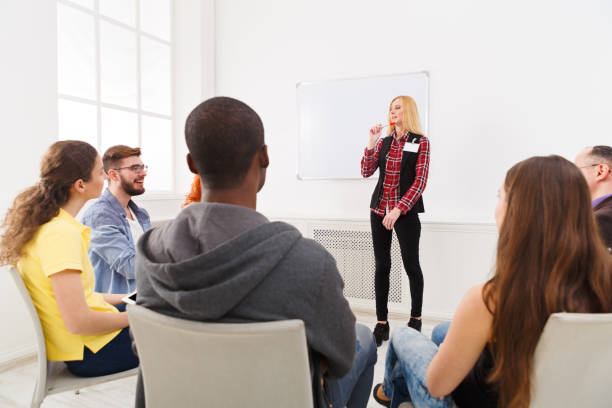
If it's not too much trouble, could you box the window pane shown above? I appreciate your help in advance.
[100,108,138,153]
[58,99,97,148]
[99,0,136,27]
[141,38,171,115]
[140,0,171,41]
[100,21,137,108]
[64,0,94,10]
[57,4,96,99]
[141,116,172,191]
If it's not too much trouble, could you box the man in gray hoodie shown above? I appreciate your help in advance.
[134,96,377,407]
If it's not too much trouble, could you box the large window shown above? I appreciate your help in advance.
[57,0,173,192]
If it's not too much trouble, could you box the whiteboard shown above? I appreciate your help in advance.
[296,72,428,179]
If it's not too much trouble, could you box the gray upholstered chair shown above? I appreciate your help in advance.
[127,303,313,408]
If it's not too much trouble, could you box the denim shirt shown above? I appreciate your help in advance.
[80,189,152,294]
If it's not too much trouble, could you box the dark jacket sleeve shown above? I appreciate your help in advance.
[305,252,356,378]
[595,210,612,250]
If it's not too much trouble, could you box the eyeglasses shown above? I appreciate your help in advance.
[579,163,611,174]
[113,164,148,173]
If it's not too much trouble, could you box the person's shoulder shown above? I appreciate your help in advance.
[410,133,428,143]
[145,204,208,243]
[463,283,492,315]
[130,199,150,215]
[375,135,393,150]
[594,195,612,213]
[256,221,320,250]
[274,227,336,270]
[81,197,123,226]
[36,215,82,247]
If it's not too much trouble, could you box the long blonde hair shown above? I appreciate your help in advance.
[387,95,423,136]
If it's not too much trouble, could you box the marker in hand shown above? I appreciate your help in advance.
[368,122,396,149]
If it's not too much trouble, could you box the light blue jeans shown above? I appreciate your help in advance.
[431,321,451,346]
[383,327,457,408]
[326,323,378,408]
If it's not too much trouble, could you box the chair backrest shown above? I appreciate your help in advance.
[530,312,612,407]
[7,265,49,402]
[127,304,313,408]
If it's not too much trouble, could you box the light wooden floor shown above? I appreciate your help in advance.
[0,312,439,408]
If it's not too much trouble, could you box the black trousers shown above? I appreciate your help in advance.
[370,211,423,321]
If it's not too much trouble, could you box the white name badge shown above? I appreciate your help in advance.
[403,142,419,153]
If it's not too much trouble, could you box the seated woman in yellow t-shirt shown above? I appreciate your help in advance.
[0,140,138,377]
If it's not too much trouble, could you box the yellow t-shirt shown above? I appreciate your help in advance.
[17,209,120,361]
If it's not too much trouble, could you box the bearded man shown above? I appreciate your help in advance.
[81,145,151,293]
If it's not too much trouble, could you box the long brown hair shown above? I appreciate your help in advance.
[484,155,612,408]
[0,140,98,265]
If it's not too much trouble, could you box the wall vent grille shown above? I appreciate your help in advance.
[312,228,403,303]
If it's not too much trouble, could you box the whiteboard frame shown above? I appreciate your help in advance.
[296,71,429,180]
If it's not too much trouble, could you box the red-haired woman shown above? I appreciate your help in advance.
[373,155,612,407]
[182,174,201,208]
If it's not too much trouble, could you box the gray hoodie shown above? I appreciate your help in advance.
[135,203,356,378]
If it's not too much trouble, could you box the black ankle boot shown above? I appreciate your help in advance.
[373,322,390,347]
[407,317,422,332]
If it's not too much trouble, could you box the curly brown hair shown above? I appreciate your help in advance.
[0,140,98,265]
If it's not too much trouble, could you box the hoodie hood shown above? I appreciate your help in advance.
[136,221,302,320]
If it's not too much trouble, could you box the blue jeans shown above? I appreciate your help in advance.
[326,323,378,408]
[64,303,139,377]
[431,321,451,346]
[383,327,457,408]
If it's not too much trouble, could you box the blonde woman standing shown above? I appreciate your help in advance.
[361,96,430,346]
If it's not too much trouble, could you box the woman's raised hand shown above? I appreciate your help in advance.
[368,124,383,150]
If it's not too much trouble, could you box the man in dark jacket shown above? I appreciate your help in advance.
[134,97,376,407]
[575,145,612,251]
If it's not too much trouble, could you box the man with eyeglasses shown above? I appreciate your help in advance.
[574,145,612,250]
[81,145,152,293]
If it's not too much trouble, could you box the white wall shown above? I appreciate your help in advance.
[2,0,611,362]
[214,0,612,318]
[215,0,612,223]
[0,0,211,364]
[280,218,497,321]
[0,0,57,363]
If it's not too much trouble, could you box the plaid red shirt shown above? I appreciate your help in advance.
[361,132,430,216]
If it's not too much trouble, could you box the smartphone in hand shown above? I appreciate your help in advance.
[122,290,137,305]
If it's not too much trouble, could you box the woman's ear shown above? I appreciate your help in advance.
[72,179,85,194]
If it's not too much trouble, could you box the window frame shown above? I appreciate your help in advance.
[56,0,175,197]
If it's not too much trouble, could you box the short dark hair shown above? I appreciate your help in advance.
[102,145,142,173]
[590,145,612,166]
[184,96,264,189]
